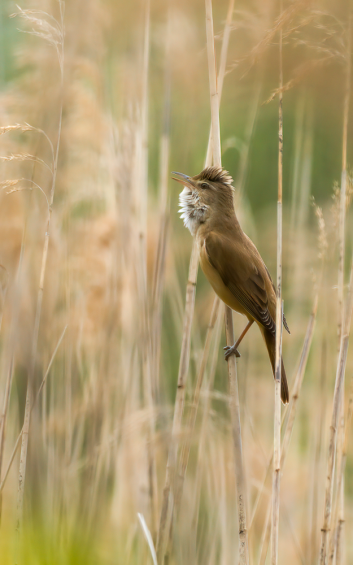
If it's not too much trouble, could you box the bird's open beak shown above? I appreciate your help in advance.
[171,171,194,190]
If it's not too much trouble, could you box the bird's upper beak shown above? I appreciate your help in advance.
[171,171,194,190]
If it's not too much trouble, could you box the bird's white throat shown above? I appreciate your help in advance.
[179,186,207,236]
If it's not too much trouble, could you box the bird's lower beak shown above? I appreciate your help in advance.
[171,171,194,190]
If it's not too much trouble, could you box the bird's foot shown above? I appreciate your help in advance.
[223,344,241,360]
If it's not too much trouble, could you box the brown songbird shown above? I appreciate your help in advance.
[172,166,290,404]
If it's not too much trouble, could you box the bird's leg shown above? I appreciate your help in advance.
[224,319,254,360]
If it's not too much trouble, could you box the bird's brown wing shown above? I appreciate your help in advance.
[205,231,276,336]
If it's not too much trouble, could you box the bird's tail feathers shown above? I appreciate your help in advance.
[262,328,289,404]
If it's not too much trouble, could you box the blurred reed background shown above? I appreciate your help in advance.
[0,0,353,563]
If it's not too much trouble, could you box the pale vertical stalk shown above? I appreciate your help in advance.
[271,5,283,563]
[205,1,249,562]
[191,308,223,543]
[137,0,159,536]
[258,293,318,564]
[163,296,221,562]
[156,242,199,563]
[157,0,235,556]
[319,255,353,565]
[205,0,221,169]
[173,296,220,514]
[139,0,150,256]
[205,0,234,165]
[151,0,172,401]
[0,326,66,495]
[332,11,352,564]
[308,336,328,564]
[225,307,249,565]
[15,2,65,539]
[167,0,235,540]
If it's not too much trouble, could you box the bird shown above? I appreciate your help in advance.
[172,166,290,404]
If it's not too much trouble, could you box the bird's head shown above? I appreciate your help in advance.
[172,166,235,235]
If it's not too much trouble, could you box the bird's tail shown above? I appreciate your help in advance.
[261,328,289,404]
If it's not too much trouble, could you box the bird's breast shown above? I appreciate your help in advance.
[198,237,249,318]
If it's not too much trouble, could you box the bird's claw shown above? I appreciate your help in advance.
[223,345,241,360]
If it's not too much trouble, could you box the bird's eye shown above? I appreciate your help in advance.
[200,182,208,189]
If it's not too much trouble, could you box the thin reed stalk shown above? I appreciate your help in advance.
[174,296,220,512]
[205,0,249,563]
[15,2,65,538]
[1,325,67,495]
[157,0,235,556]
[258,293,318,564]
[191,308,223,537]
[319,255,353,565]
[205,0,235,165]
[138,0,159,536]
[156,242,199,563]
[330,10,352,564]
[271,3,284,563]
[151,0,172,403]
[166,0,235,541]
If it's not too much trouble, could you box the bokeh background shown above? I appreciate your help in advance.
[0,0,352,563]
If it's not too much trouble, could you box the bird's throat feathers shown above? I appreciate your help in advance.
[179,186,209,236]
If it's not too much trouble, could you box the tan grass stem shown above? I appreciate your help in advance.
[271,4,284,563]
[258,293,318,565]
[173,296,220,511]
[1,325,67,495]
[15,3,65,538]
[319,255,353,565]
[156,242,199,563]
[330,11,352,564]
[205,0,249,562]
[156,0,234,558]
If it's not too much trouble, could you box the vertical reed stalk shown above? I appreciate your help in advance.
[205,1,249,563]
[319,255,353,565]
[173,296,220,513]
[308,335,328,563]
[331,11,352,564]
[168,0,235,537]
[271,3,283,563]
[157,0,235,557]
[156,242,199,563]
[15,1,65,541]
[138,0,159,536]
[151,0,172,402]
[258,293,318,565]
[205,0,235,165]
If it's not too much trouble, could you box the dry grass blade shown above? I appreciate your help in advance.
[272,2,284,563]
[257,292,318,564]
[173,296,220,516]
[330,11,352,564]
[319,255,353,564]
[0,325,67,495]
[138,513,158,565]
[156,243,199,564]
[15,2,65,538]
